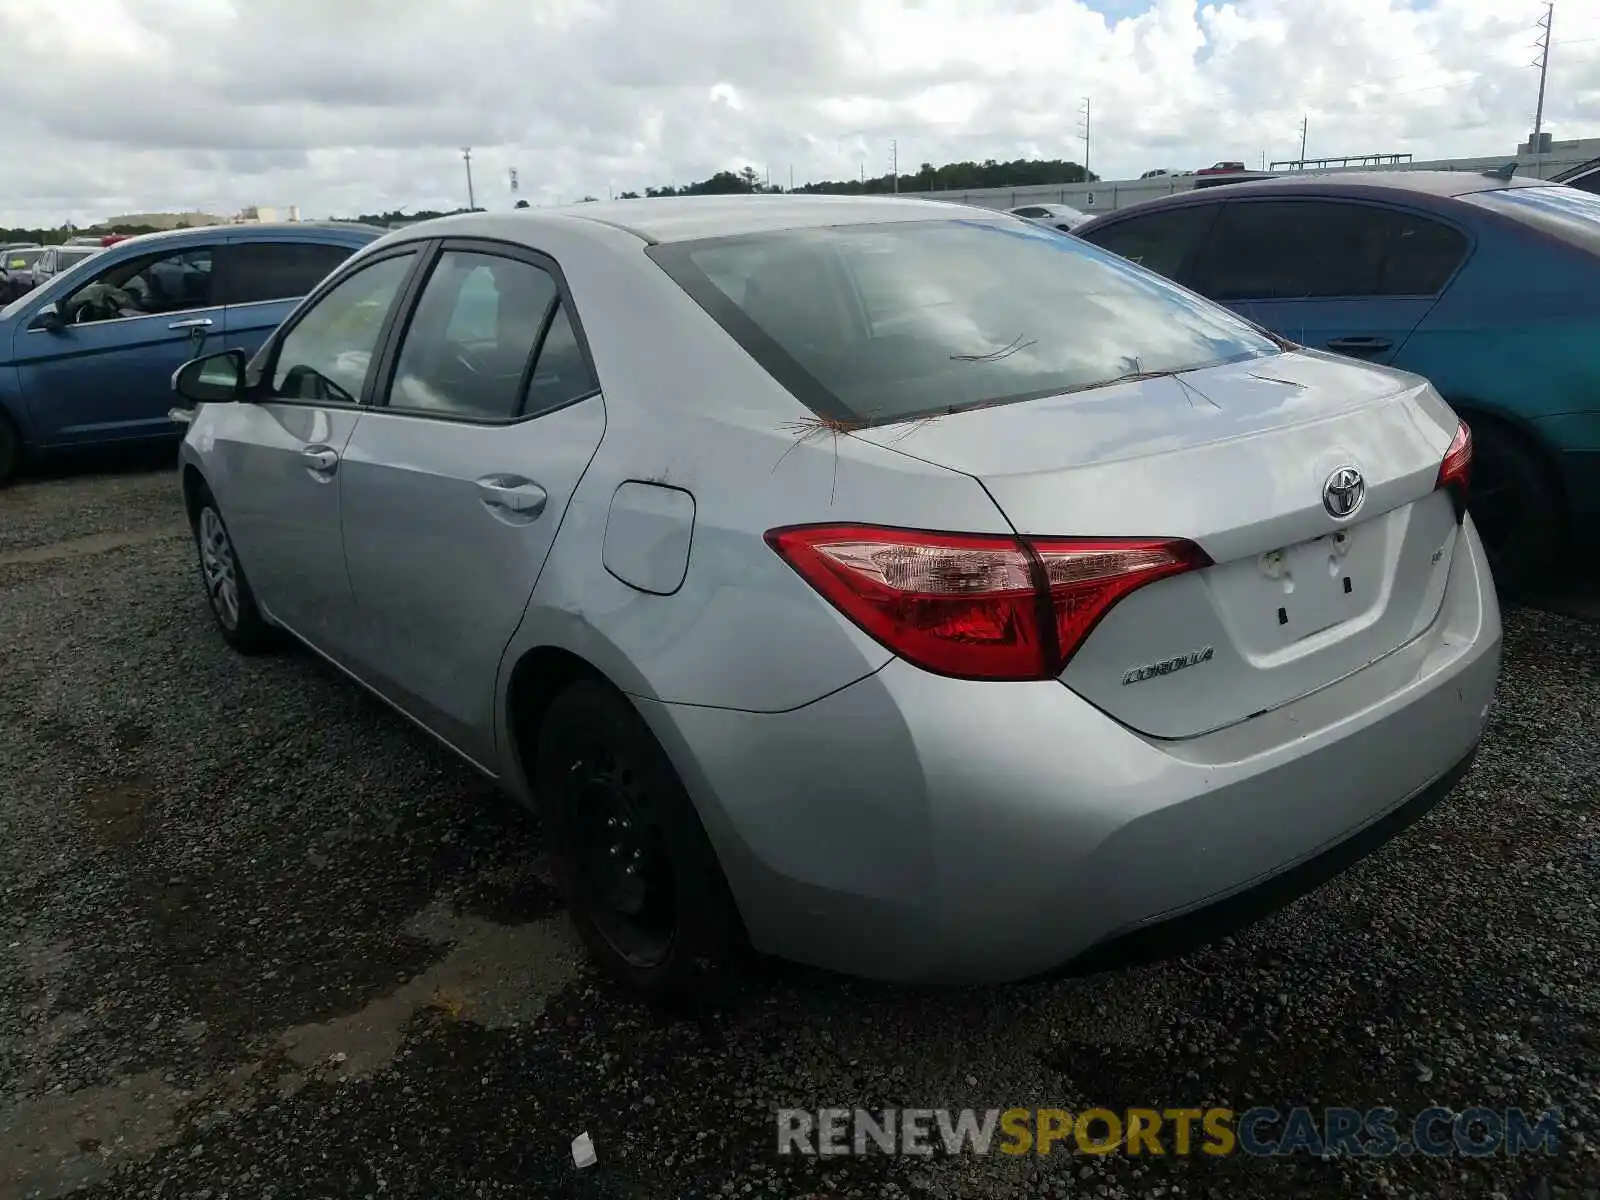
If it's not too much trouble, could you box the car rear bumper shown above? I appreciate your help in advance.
[637,516,1502,984]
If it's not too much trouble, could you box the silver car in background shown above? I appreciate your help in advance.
[1007,201,1092,232]
[172,195,1500,999]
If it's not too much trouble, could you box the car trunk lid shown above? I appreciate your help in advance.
[853,350,1464,739]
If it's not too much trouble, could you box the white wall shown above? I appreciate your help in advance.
[898,138,1600,214]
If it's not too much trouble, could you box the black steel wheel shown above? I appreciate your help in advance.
[537,678,738,1002]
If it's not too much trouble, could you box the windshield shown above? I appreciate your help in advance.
[1461,184,1600,253]
[648,217,1279,424]
[5,249,43,271]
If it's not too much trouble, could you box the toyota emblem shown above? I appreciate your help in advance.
[1322,466,1366,520]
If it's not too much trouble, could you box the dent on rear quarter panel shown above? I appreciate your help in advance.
[513,412,1015,713]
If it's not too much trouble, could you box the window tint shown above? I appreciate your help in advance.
[1013,207,1048,218]
[1079,205,1216,280]
[60,247,215,324]
[271,252,416,404]
[649,218,1279,425]
[1193,200,1466,300]
[524,302,599,415]
[224,241,356,305]
[1568,173,1600,197]
[388,250,558,420]
[1461,184,1600,253]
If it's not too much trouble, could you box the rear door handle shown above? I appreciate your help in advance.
[302,445,340,476]
[476,474,548,521]
[168,317,214,331]
[1325,336,1392,353]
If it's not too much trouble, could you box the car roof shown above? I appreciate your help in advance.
[1158,169,1551,204]
[88,221,385,253]
[385,194,998,247]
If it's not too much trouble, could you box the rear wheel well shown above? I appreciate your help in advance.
[505,646,612,797]
[504,647,753,955]
[1446,402,1570,521]
[1445,401,1569,590]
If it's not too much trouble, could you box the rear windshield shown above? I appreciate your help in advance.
[648,217,1280,425]
[4,248,42,270]
[1461,185,1600,253]
[57,248,97,267]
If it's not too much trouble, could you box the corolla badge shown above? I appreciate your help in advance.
[1122,645,1214,686]
[1322,466,1366,520]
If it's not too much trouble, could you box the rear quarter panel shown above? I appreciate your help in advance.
[1397,217,1600,533]
[1399,223,1600,428]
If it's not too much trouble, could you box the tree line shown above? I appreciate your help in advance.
[3,157,1093,239]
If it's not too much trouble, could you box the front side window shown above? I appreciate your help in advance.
[1190,200,1466,301]
[270,251,416,404]
[387,250,559,420]
[59,246,215,324]
[223,241,358,305]
[649,218,1278,425]
[1078,204,1217,281]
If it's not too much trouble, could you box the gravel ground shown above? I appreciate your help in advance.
[1,462,1596,1200]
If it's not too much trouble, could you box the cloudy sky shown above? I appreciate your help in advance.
[2,0,1598,227]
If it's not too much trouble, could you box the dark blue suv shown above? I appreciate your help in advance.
[0,221,383,483]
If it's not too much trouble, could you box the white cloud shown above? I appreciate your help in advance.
[0,0,1597,226]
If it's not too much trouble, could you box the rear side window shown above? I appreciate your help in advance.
[1078,205,1217,281]
[1192,200,1467,300]
[1461,185,1600,254]
[224,241,357,305]
[648,218,1279,425]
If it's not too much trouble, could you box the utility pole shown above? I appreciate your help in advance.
[1078,98,1091,180]
[789,164,794,193]
[1533,2,1554,152]
[1298,115,1308,166]
[461,147,475,210]
[890,139,899,192]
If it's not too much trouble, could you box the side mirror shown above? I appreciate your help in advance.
[173,349,248,404]
[30,303,64,333]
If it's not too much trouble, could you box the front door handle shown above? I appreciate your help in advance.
[168,317,214,331]
[302,445,340,476]
[476,475,548,521]
[1325,335,1393,354]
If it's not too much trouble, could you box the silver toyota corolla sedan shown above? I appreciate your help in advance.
[171,195,1501,999]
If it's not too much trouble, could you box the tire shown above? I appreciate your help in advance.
[1462,418,1563,597]
[0,413,20,487]
[536,679,738,1004]
[191,487,275,654]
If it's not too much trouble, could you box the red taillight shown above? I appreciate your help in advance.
[765,523,1211,681]
[1436,420,1472,520]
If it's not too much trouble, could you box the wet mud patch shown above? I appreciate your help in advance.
[78,776,155,846]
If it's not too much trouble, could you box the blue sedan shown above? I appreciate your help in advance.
[1076,170,1600,592]
[0,222,383,483]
